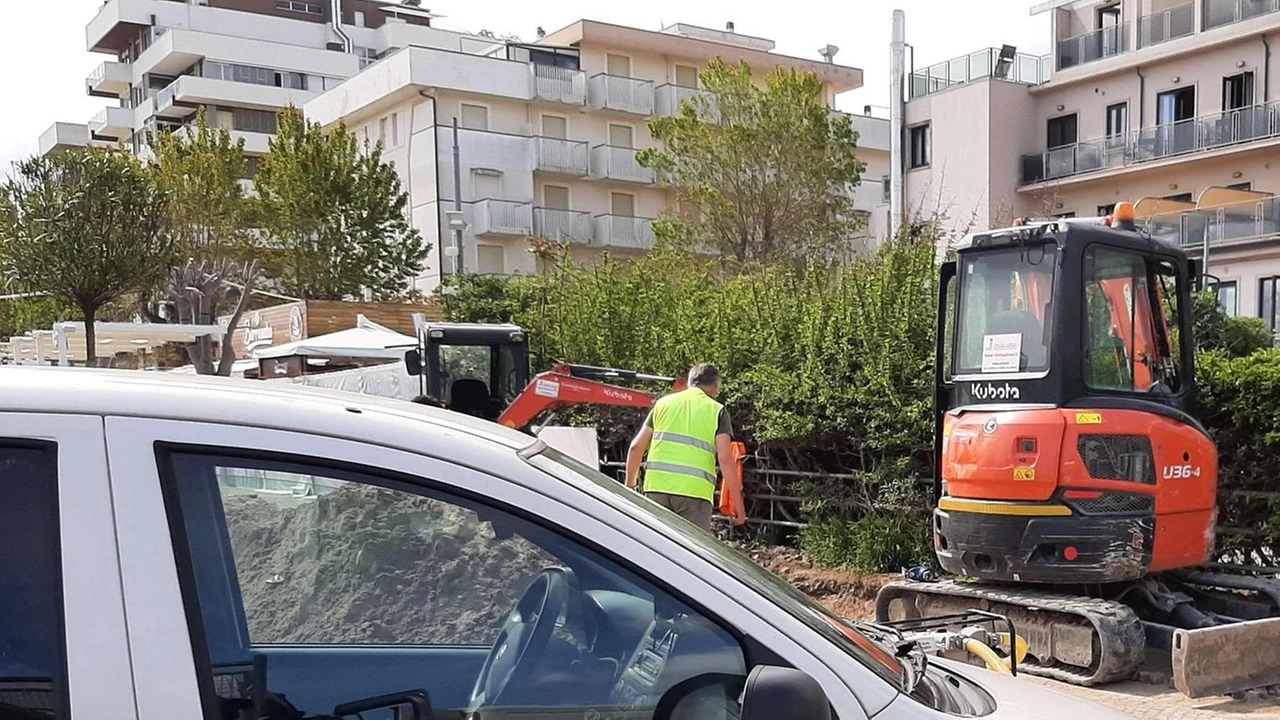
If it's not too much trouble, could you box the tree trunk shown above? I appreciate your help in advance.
[81,304,98,367]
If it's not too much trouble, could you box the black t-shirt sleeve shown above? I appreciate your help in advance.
[643,409,655,428]
[717,407,733,437]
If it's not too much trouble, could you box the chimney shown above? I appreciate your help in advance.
[536,26,546,38]
[864,104,872,115]
[725,21,735,33]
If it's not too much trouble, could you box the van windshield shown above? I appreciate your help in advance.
[524,445,908,689]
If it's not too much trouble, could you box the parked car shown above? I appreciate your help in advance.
[0,367,1134,720]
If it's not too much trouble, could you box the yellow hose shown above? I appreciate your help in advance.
[998,633,1030,665]
[964,638,1013,675]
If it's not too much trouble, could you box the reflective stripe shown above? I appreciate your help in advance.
[646,461,716,484]
[652,431,715,453]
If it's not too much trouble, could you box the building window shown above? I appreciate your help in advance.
[611,192,636,217]
[1164,192,1193,203]
[909,123,930,169]
[541,115,568,139]
[0,444,68,719]
[1098,203,1117,216]
[1052,211,1076,219]
[1261,277,1280,344]
[232,108,279,134]
[354,10,366,27]
[1217,281,1238,317]
[543,185,570,210]
[606,53,632,77]
[1223,71,1255,111]
[391,113,400,147]
[202,61,307,90]
[460,104,489,131]
[379,117,387,145]
[1105,102,1127,148]
[1047,113,1078,149]
[242,155,262,180]
[477,244,506,275]
[1228,181,1252,192]
[675,64,699,89]
[276,0,322,14]
[881,175,891,204]
[608,123,634,148]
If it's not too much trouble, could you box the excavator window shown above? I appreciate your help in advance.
[955,244,1056,375]
[1082,246,1183,394]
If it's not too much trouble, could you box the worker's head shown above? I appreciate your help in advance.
[688,363,722,397]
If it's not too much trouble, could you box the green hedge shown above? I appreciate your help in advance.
[446,240,1280,571]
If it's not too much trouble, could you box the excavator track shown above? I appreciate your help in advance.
[875,579,1146,687]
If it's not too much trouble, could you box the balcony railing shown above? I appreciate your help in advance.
[1142,195,1280,250]
[655,84,703,116]
[1203,0,1280,30]
[154,80,184,115]
[535,137,589,176]
[593,215,656,250]
[472,199,533,237]
[590,145,655,184]
[587,74,654,115]
[1139,3,1195,47]
[1020,101,1280,185]
[908,47,1051,99]
[531,63,586,105]
[1057,22,1130,70]
[533,208,592,244]
[89,107,132,140]
[87,61,130,98]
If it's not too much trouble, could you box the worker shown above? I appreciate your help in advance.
[625,363,748,530]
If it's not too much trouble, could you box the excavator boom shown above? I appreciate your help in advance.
[498,363,686,432]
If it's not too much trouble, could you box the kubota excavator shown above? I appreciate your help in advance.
[874,202,1280,698]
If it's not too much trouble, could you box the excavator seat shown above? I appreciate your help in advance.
[449,379,494,420]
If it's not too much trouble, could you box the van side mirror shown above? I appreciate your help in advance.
[741,666,832,720]
[405,349,423,377]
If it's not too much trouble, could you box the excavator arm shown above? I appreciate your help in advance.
[497,363,687,432]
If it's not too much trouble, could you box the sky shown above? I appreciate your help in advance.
[0,0,1050,174]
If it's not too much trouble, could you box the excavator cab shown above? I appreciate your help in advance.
[404,323,530,421]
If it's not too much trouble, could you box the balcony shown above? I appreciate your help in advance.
[1020,101,1280,185]
[908,47,1051,99]
[89,107,133,141]
[534,137,589,176]
[155,75,314,116]
[87,0,155,54]
[38,123,90,156]
[1056,22,1130,70]
[533,208,592,244]
[593,215,656,250]
[590,145,655,184]
[87,61,131,98]
[1203,0,1280,31]
[655,85,705,116]
[530,63,586,105]
[588,74,654,115]
[1138,3,1195,47]
[471,199,533,237]
[172,124,273,155]
[1141,193,1280,250]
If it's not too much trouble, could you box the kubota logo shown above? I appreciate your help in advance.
[970,382,1021,401]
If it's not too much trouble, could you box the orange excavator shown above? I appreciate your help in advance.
[401,322,746,511]
[874,203,1280,698]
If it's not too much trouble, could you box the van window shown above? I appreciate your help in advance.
[0,444,68,720]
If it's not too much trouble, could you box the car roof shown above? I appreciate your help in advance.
[0,366,536,452]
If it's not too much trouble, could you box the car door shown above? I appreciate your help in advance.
[106,416,868,720]
[0,413,135,720]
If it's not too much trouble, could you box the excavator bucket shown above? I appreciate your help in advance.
[1171,616,1280,698]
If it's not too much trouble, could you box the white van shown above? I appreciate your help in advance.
[0,368,1133,720]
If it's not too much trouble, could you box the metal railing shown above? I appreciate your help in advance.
[1141,195,1280,250]
[1057,22,1130,70]
[1139,3,1195,47]
[908,47,1051,99]
[587,74,655,115]
[1203,0,1280,30]
[535,137,589,176]
[154,79,181,113]
[1020,100,1280,184]
[472,199,533,236]
[655,84,704,116]
[590,145,655,184]
[533,207,592,244]
[531,63,586,105]
[88,62,108,84]
[592,215,656,249]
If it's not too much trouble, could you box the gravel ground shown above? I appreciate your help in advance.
[1023,677,1280,718]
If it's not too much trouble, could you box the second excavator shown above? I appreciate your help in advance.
[875,202,1280,698]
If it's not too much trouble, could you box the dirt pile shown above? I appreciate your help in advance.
[736,544,898,620]
[223,484,554,646]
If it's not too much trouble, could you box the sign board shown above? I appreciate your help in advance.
[981,333,1022,374]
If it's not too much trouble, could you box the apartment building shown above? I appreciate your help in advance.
[302,20,889,292]
[40,0,494,169]
[900,0,1280,336]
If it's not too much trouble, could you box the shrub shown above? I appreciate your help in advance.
[800,515,933,573]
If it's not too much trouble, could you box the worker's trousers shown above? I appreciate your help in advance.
[646,491,712,531]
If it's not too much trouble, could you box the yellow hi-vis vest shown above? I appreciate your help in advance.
[644,387,722,503]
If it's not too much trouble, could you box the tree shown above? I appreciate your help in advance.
[0,150,172,364]
[147,110,262,375]
[637,58,867,263]
[254,107,427,300]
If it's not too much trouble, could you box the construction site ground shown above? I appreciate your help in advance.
[745,545,1280,719]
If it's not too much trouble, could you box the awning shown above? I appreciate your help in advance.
[1133,196,1197,219]
[1196,186,1274,211]
[254,314,417,361]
